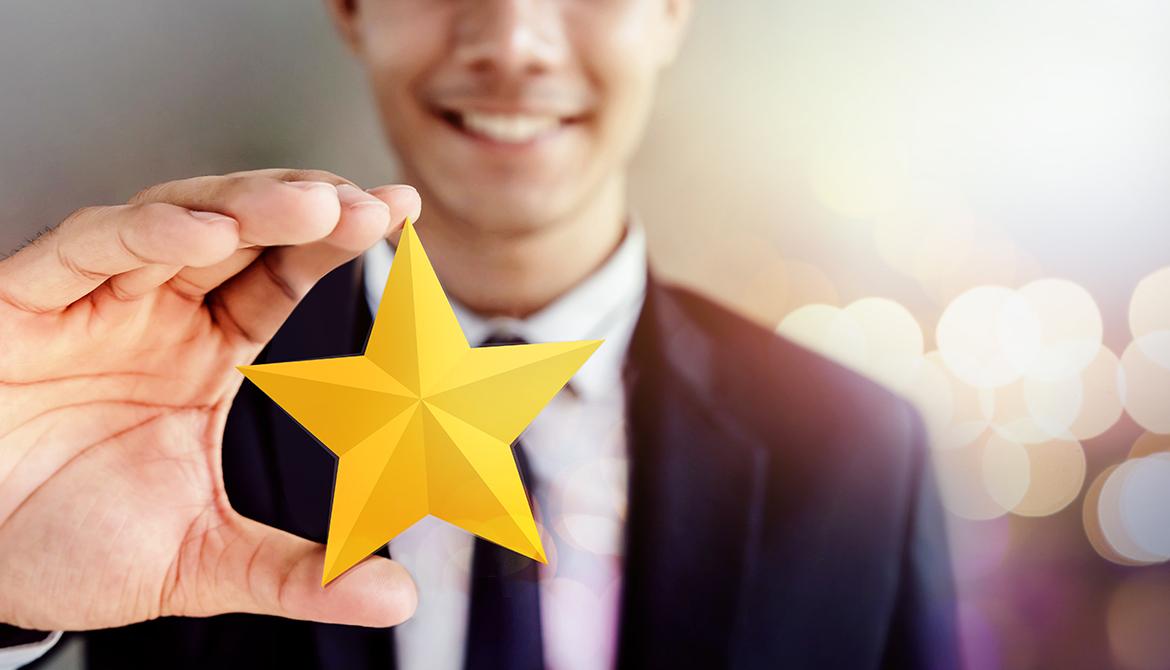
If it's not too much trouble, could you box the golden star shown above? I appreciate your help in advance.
[238,220,602,584]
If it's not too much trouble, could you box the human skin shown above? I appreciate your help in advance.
[0,171,422,630]
[323,0,694,317]
[0,0,693,633]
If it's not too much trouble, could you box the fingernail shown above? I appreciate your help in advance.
[337,183,390,211]
[366,185,422,225]
[366,184,418,197]
[190,210,235,224]
[286,180,338,194]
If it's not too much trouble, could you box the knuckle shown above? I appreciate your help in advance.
[132,201,179,220]
[56,240,105,284]
[128,181,176,205]
[225,173,257,193]
[104,277,140,303]
[60,205,104,229]
[277,168,345,185]
[209,173,258,202]
[222,168,255,180]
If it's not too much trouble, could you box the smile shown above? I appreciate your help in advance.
[438,109,577,145]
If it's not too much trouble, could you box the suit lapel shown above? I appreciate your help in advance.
[261,258,395,670]
[617,278,768,670]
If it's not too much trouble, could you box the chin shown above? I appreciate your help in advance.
[437,179,587,235]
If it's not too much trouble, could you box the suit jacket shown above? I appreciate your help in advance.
[86,258,960,670]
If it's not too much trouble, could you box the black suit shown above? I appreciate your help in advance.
[86,258,960,670]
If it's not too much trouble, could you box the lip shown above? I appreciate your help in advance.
[428,104,588,148]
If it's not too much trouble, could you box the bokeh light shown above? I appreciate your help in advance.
[934,429,1023,520]
[1119,456,1170,559]
[981,430,1032,514]
[1128,432,1170,460]
[873,186,976,283]
[1121,338,1170,434]
[1084,465,1145,567]
[1121,266,1170,436]
[1010,434,1086,518]
[872,353,956,446]
[1129,267,1170,345]
[776,304,868,370]
[937,286,1041,389]
[779,286,1117,524]
[1066,346,1125,441]
[842,298,925,379]
[924,350,996,451]
[1091,455,1170,565]
[996,376,1082,444]
[1017,279,1103,383]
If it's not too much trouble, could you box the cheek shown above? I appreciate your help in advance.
[359,7,450,116]
[572,4,666,156]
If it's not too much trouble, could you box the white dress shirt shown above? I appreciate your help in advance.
[364,225,647,670]
[0,631,61,670]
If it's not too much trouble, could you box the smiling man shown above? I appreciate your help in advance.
[0,1,957,669]
[346,0,673,320]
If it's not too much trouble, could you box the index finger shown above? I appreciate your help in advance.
[0,170,349,313]
[0,202,244,314]
[129,169,356,247]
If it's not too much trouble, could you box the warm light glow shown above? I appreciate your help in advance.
[873,354,954,447]
[1128,432,1170,460]
[778,288,1106,521]
[920,230,1036,309]
[1118,456,1170,559]
[1095,455,1170,564]
[1121,338,1170,434]
[809,128,907,219]
[937,286,1041,389]
[1011,434,1086,517]
[995,377,1082,444]
[873,186,976,282]
[843,297,925,370]
[776,304,868,370]
[981,430,1031,513]
[925,350,995,450]
[1018,278,1103,383]
[1096,460,1166,564]
[1067,346,1125,441]
[934,430,1017,520]
[1130,267,1170,344]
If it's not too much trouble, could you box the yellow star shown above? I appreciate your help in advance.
[238,220,602,584]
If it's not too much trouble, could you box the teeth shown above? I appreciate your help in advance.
[461,112,561,143]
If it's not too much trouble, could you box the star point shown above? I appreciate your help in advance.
[240,219,600,584]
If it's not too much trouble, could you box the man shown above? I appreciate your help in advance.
[0,0,958,668]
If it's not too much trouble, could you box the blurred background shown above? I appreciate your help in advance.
[2,1,1168,669]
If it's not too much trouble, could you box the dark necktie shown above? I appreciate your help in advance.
[464,333,545,670]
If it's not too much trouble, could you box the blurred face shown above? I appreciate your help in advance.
[331,0,691,234]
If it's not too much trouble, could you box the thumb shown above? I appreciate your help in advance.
[182,514,417,627]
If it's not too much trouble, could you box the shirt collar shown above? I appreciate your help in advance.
[363,223,648,401]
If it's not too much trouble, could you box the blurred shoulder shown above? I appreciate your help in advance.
[648,281,925,465]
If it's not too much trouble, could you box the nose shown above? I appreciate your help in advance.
[455,0,569,77]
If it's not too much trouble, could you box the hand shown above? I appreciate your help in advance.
[0,169,421,631]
